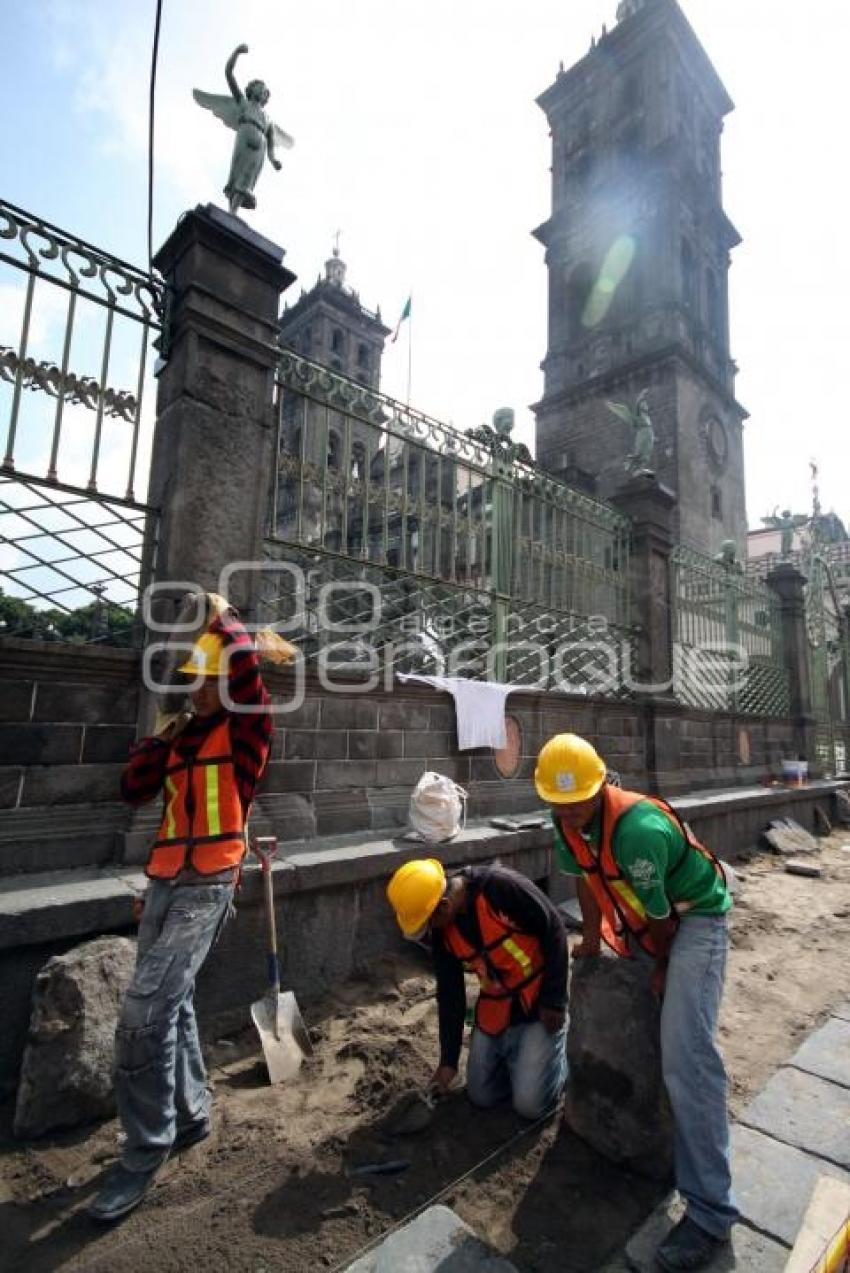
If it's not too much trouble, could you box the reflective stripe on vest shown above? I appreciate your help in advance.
[146,718,245,880]
[443,891,545,1036]
[559,785,725,958]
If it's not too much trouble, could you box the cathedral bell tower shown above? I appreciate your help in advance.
[533,0,747,553]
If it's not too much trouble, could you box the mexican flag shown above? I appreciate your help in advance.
[391,296,411,342]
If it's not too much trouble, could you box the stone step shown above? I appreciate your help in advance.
[0,803,131,876]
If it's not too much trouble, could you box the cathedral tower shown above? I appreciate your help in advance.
[533,0,747,552]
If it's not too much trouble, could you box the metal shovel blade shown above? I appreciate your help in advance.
[250,989,312,1085]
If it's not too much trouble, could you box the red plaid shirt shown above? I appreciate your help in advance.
[121,612,272,815]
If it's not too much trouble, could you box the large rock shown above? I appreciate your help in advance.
[565,953,673,1179]
[14,936,136,1138]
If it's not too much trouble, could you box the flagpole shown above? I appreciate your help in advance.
[406,298,412,408]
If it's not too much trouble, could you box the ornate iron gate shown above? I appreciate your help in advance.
[0,200,164,645]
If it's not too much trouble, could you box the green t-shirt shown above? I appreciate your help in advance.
[552,799,731,919]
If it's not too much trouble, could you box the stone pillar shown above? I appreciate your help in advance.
[611,474,677,691]
[766,562,816,766]
[148,205,296,619]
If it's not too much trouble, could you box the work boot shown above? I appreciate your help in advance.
[172,1116,211,1152]
[656,1215,729,1271]
[87,1162,161,1223]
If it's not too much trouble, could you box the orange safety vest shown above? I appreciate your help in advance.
[443,891,545,1036]
[559,785,726,959]
[146,718,246,879]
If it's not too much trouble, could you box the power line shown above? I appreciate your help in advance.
[147,0,164,273]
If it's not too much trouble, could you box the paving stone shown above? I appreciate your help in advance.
[731,1124,850,1246]
[623,1196,789,1272]
[789,1017,850,1089]
[831,1000,850,1024]
[742,1066,850,1169]
[344,1204,519,1272]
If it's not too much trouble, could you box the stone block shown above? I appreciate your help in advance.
[315,791,371,836]
[14,936,137,1137]
[376,731,403,759]
[731,1124,850,1247]
[430,756,470,783]
[366,787,410,831]
[254,793,316,844]
[20,764,124,806]
[320,698,378,730]
[344,1203,519,1272]
[0,723,82,765]
[405,730,452,759]
[471,755,498,781]
[348,731,379,760]
[282,730,346,761]
[315,760,377,790]
[429,704,456,731]
[379,700,430,730]
[260,760,316,794]
[622,1196,789,1272]
[32,682,138,725]
[367,759,424,788]
[0,766,22,808]
[0,679,34,721]
[565,953,673,1178]
[833,1001,850,1023]
[742,1066,850,1168]
[81,725,136,763]
[789,1017,850,1088]
[271,697,319,729]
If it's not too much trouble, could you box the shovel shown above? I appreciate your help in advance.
[250,836,313,1084]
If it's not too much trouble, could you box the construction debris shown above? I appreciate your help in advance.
[784,861,824,879]
[762,817,820,856]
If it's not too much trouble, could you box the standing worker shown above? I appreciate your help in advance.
[535,734,738,1272]
[386,859,568,1119]
[89,594,286,1222]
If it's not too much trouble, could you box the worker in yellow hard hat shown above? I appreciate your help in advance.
[90,594,283,1224]
[387,856,568,1120]
[535,734,737,1272]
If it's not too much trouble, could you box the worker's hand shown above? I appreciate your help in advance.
[572,935,601,958]
[429,1065,457,1096]
[132,896,145,924]
[157,710,193,742]
[539,1006,566,1035]
[651,961,668,999]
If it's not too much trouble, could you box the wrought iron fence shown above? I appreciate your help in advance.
[264,353,634,690]
[803,549,850,775]
[0,199,164,644]
[671,544,790,716]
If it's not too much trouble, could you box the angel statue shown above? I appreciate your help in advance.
[606,389,655,476]
[193,44,294,216]
[762,507,808,560]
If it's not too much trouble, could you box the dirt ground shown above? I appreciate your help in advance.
[2,831,849,1273]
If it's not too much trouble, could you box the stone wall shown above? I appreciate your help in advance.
[0,639,139,875]
[0,639,803,876]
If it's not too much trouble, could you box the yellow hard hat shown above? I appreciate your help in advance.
[534,733,606,804]
[178,632,226,678]
[386,858,446,936]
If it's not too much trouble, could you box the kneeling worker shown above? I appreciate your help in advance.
[387,859,567,1119]
[535,733,738,1273]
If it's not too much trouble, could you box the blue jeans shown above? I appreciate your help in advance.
[660,914,739,1239]
[114,881,234,1173]
[466,1019,567,1120]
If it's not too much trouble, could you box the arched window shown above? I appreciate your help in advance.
[351,441,366,481]
[331,328,345,355]
[705,268,722,341]
[681,240,696,312]
[567,262,595,338]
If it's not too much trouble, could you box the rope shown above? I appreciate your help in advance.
[147,0,164,273]
[328,1101,559,1273]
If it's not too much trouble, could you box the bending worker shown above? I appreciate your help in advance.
[90,595,277,1223]
[535,733,738,1273]
[387,859,567,1119]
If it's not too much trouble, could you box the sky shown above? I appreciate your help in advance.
[1,0,848,535]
